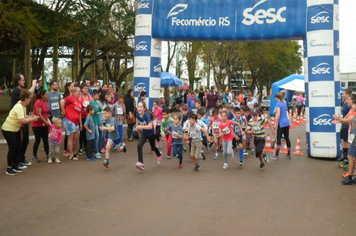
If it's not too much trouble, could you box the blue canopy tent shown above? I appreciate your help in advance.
[160,71,182,87]
[270,74,304,115]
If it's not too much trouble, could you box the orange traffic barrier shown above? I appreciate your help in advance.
[280,141,288,154]
[293,135,303,155]
[264,133,275,152]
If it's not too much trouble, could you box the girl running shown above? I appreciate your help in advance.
[153,99,163,148]
[169,113,184,168]
[209,108,222,159]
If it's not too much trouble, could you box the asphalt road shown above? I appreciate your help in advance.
[0,124,355,236]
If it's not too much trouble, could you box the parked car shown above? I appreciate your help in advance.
[261,96,271,110]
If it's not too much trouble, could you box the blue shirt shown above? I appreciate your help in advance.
[228,111,234,120]
[136,111,155,137]
[342,102,351,129]
[233,116,246,135]
[276,101,290,128]
[169,124,184,145]
[187,97,196,112]
[84,115,95,140]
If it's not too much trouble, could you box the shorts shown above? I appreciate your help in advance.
[254,138,266,158]
[340,128,349,142]
[191,141,202,159]
[245,133,252,141]
[108,138,120,147]
[63,117,79,135]
[348,145,356,157]
[232,135,243,148]
[213,133,220,138]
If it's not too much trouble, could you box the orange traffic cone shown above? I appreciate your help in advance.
[271,116,275,128]
[293,135,303,155]
[264,133,275,152]
[289,118,293,131]
[292,113,298,127]
[296,115,300,126]
[264,113,269,129]
[280,141,288,154]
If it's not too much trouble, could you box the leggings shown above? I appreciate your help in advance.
[127,123,135,139]
[137,132,160,164]
[32,126,49,157]
[155,125,161,141]
[172,144,183,164]
[19,124,29,162]
[64,135,68,151]
[2,129,21,168]
[79,118,87,150]
[276,125,291,156]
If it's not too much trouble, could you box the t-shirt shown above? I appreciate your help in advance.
[207,93,219,109]
[105,117,120,141]
[89,99,102,125]
[181,114,188,126]
[47,91,61,119]
[210,117,222,133]
[228,111,234,120]
[136,111,155,137]
[233,116,246,135]
[10,87,21,109]
[49,123,62,144]
[187,123,203,143]
[79,94,91,120]
[169,124,184,145]
[238,93,244,103]
[112,102,125,126]
[64,95,82,125]
[2,101,26,132]
[32,99,49,127]
[231,102,240,108]
[247,117,267,139]
[342,102,352,129]
[247,98,257,110]
[84,115,95,140]
[187,97,196,112]
[153,107,163,125]
[219,120,234,141]
[276,101,290,128]
[161,117,174,135]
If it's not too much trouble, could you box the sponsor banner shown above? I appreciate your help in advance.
[135,15,152,36]
[152,0,306,41]
[150,57,162,78]
[305,107,310,132]
[303,37,308,58]
[334,81,342,106]
[151,39,162,58]
[133,77,149,98]
[306,30,334,57]
[334,30,339,56]
[149,77,161,98]
[309,107,340,133]
[333,3,339,31]
[135,36,152,57]
[134,57,150,78]
[304,58,309,82]
[307,56,334,82]
[307,0,333,7]
[308,81,335,107]
[334,55,340,81]
[136,0,153,15]
[307,4,333,32]
[308,132,339,158]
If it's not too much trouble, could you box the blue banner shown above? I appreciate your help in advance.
[152,0,307,41]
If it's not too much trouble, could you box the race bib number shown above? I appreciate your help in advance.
[139,121,147,126]
[117,108,123,115]
[241,122,246,129]
[83,100,89,108]
[349,133,355,144]
[156,120,161,126]
[222,127,230,135]
[172,132,178,139]
[51,102,59,110]
[235,126,240,133]
[212,122,219,129]
[252,126,261,133]
[190,131,197,139]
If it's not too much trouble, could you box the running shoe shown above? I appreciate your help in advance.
[17,163,27,169]
[167,155,172,159]
[193,164,201,171]
[243,150,248,156]
[263,154,269,163]
[259,162,265,171]
[223,163,229,170]
[158,152,162,164]
[12,167,23,173]
[20,159,32,166]
[79,149,84,155]
[63,151,70,157]
[103,159,109,168]
[151,151,154,154]
[136,162,144,170]
[341,176,353,185]
[285,154,291,159]
[86,157,95,162]
[95,153,101,160]
[179,163,183,169]
[6,168,17,176]
[100,148,106,155]
[32,156,41,163]
[201,150,205,160]
[158,141,162,148]
[183,147,187,152]
[122,144,127,153]
[55,158,61,163]
[270,155,279,161]
[336,156,346,162]
[214,153,219,160]
[252,148,255,152]
[112,146,117,152]
[48,158,53,164]
[239,161,243,166]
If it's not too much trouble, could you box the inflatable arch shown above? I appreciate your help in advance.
[134,0,341,158]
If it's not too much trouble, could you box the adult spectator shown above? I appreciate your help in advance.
[60,87,82,161]
[108,83,116,104]
[246,93,258,110]
[187,91,197,112]
[338,88,352,161]
[31,89,50,163]
[198,89,206,109]
[10,73,37,166]
[177,89,187,104]
[47,81,61,121]
[206,86,219,118]
[62,82,74,156]
[89,79,97,96]
[125,89,136,142]
[238,91,245,104]
[2,90,39,175]
[102,83,108,91]
[78,83,91,154]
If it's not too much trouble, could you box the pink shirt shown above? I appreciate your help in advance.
[210,117,222,133]
[49,123,63,144]
[32,99,49,127]
[219,120,234,141]
[153,107,163,125]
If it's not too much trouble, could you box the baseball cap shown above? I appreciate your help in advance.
[252,108,259,115]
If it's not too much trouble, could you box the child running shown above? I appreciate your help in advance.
[100,106,127,168]
[161,108,174,159]
[111,94,125,147]
[184,113,212,171]
[48,117,63,164]
[209,108,222,159]
[153,99,163,148]
[246,108,276,171]
[83,105,96,161]
[135,101,162,170]
[232,107,246,165]
[169,113,184,168]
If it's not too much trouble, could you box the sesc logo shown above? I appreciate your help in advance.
[242,0,287,26]
[154,63,162,73]
[312,63,331,75]
[313,114,332,126]
[151,84,160,91]
[136,41,148,51]
[134,83,146,92]
[137,0,149,9]
[338,90,342,100]
[310,11,330,24]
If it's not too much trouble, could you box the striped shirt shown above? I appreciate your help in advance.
[247,117,267,139]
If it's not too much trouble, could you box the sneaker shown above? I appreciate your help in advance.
[285,154,291,159]
[6,168,17,176]
[201,151,205,160]
[151,151,154,154]
[263,155,269,163]
[79,149,84,155]
[100,148,106,155]
[337,156,346,162]
[48,158,53,164]
[223,163,229,170]
[136,162,144,170]
[239,161,243,166]
[95,153,101,160]
[20,160,32,166]
[86,156,95,161]
[167,155,172,159]
[179,163,183,169]
[122,143,127,153]
[55,158,61,163]
[214,153,219,160]
[103,159,109,168]
[12,167,23,173]
[112,146,117,152]
[17,163,27,169]
[341,176,353,185]
[252,148,255,152]
[194,164,201,171]
[158,141,162,148]
[158,152,162,164]
[183,147,187,152]
[32,156,41,163]
[63,151,70,157]
[243,151,248,156]
[259,163,265,171]
[270,155,279,161]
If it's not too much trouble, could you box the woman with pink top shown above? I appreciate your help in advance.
[31,89,50,163]
[78,83,91,154]
[153,99,163,147]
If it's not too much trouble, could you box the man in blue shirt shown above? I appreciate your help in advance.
[187,92,197,112]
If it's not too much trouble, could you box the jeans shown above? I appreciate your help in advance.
[172,144,183,164]
[86,139,95,159]
[2,129,21,168]
[137,133,160,164]
[94,125,99,153]
[117,125,123,145]
[32,126,49,157]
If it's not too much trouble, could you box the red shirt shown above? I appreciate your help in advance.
[32,99,49,127]
[79,94,91,119]
[64,95,82,125]
[219,120,234,141]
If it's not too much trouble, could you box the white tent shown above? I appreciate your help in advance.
[278,78,305,92]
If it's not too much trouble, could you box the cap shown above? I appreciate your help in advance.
[252,108,259,115]
[211,86,215,90]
